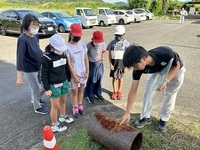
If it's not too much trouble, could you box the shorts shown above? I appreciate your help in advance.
[70,76,87,89]
[110,68,124,79]
[50,80,70,98]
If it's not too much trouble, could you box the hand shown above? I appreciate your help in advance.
[16,77,23,87]
[74,76,80,84]
[45,90,52,97]
[124,67,128,73]
[120,113,130,126]
[110,64,114,70]
[156,80,168,91]
[84,72,88,79]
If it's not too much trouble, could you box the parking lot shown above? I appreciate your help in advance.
[0,19,200,149]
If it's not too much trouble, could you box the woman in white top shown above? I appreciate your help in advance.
[66,23,89,118]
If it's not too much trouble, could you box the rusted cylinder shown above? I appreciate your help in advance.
[87,113,143,150]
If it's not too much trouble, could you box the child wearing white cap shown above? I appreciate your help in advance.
[107,25,130,100]
[41,34,74,132]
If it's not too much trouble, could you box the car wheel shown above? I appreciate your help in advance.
[119,19,124,25]
[99,21,105,27]
[89,26,93,28]
[59,25,65,33]
[0,25,7,36]
[146,16,150,20]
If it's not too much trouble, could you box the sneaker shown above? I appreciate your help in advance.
[96,95,105,101]
[134,118,152,128]
[87,97,95,104]
[31,99,46,106]
[51,123,67,132]
[117,91,122,100]
[158,119,167,132]
[35,107,49,115]
[72,107,79,118]
[78,104,85,115]
[111,92,117,100]
[59,115,74,124]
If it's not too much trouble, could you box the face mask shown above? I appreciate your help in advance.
[115,36,123,41]
[93,42,100,48]
[54,50,63,56]
[30,28,39,35]
[72,36,81,42]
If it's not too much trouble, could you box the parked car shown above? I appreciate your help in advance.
[113,10,132,25]
[132,9,147,21]
[134,8,154,20]
[75,7,98,28]
[41,11,82,33]
[0,9,57,36]
[97,7,116,26]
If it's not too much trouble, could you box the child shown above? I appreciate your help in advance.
[41,34,73,132]
[16,13,48,114]
[84,30,107,103]
[107,25,130,100]
[66,23,89,118]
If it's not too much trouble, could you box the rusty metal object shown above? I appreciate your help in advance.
[87,113,143,150]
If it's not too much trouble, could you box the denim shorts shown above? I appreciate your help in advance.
[50,80,70,98]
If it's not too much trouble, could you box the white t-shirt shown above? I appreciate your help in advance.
[66,42,88,77]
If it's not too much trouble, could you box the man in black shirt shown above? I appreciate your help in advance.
[120,45,186,132]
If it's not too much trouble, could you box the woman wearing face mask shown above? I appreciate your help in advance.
[107,25,130,100]
[16,14,48,114]
[41,34,73,132]
[66,23,89,118]
[84,30,107,104]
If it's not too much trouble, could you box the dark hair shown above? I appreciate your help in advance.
[123,44,148,68]
[21,13,39,31]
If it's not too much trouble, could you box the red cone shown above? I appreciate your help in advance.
[43,126,60,150]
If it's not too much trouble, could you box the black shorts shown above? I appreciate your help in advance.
[110,68,124,79]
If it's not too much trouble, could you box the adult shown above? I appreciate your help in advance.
[16,13,48,114]
[120,45,186,132]
[179,7,188,24]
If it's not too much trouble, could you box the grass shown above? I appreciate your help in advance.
[57,117,200,150]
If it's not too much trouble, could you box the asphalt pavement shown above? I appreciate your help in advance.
[0,18,200,150]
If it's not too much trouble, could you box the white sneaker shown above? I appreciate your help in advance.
[51,123,67,132]
[59,115,74,124]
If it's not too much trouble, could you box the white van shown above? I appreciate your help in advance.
[97,7,116,26]
[75,7,98,28]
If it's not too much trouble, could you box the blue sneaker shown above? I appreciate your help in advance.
[35,108,49,115]
[31,99,46,106]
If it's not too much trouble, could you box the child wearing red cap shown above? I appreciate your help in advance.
[84,30,107,103]
[66,23,89,118]
[107,25,130,100]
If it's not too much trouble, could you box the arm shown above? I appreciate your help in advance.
[120,80,140,125]
[157,61,180,91]
[84,52,89,79]
[67,56,80,83]
[108,51,114,70]
[16,71,23,87]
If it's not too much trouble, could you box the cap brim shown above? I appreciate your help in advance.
[93,39,104,43]
[114,32,124,35]
[71,32,83,36]
[54,45,68,51]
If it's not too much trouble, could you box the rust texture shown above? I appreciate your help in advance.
[94,112,135,132]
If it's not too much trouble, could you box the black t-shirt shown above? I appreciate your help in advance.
[132,46,183,80]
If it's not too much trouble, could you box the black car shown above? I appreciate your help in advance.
[0,9,57,36]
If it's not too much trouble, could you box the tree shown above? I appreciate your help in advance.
[162,0,167,14]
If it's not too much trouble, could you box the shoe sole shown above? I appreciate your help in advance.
[34,111,48,115]
[157,127,167,132]
[52,128,67,132]
[59,120,74,124]
[134,121,152,128]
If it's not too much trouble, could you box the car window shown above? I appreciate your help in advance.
[105,9,114,15]
[83,9,96,16]
[42,12,48,17]
[76,9,83,16]
[1,10,17,18]
[17,10,43,18]
[126,11,133,15]
[99,9,105,15]
[119,12,124,15]
[54,12,72,18]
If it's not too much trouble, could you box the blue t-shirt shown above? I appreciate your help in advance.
[16,33,42,72]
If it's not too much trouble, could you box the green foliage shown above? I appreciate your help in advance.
[128,0,149,9]
[150,0,162,14]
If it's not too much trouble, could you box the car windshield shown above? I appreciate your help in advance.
[105,9,114,15]
[126,11,133,14]
[83,9,96,16]
[133,10,142,14]
[17,10,43,18]
[54,12,72,18]
[145,10,151,13]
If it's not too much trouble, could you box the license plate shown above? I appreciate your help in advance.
[48,27,53,31]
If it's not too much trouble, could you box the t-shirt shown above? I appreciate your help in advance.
[87,42,106,62]
[107,39,130,69]
[16,33,42,72]
[133,46,183,80]
[66,42,88,77]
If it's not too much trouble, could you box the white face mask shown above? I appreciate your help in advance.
[93,42,100,48]
[54,50,63,56]
[30,28,39,35]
